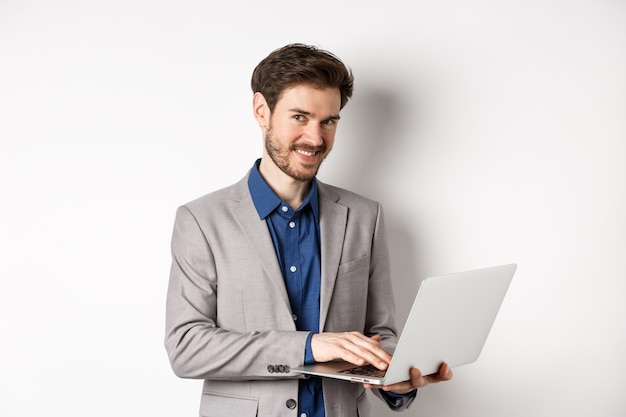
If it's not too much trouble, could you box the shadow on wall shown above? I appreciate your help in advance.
[338,78,454,417]
[332,84,430,324]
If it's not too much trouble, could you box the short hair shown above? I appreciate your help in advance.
[251,43,354,112]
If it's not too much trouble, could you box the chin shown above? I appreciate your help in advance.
[287,165,319,182]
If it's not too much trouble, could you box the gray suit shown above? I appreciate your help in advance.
[165,172,403,417]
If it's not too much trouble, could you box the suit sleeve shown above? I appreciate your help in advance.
[164,205,309,380]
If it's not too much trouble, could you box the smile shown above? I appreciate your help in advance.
[295,149,318,157]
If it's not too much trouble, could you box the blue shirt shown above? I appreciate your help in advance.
[248,160,324,417]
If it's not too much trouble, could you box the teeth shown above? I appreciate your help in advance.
[296,149,316,156]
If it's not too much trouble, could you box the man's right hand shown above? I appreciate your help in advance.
[310,332,392,370]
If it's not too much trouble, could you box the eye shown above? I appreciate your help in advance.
[293,115,306,122]
[322,119,336,126]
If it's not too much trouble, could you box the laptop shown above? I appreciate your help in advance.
[291,263,517,385]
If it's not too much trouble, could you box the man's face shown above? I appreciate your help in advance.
[263,84,342,182]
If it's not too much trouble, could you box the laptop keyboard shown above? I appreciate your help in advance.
[338,364,386,378]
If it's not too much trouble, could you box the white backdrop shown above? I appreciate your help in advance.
[1,1,624,416]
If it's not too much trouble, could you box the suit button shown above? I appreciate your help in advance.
[277,365,285,373]
[267,365,275,373]
[286,399,297,409]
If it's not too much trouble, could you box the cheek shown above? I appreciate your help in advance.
[274,124,301,141]
[324,133,336,150]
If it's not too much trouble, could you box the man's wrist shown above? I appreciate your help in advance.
[379,388,417,409]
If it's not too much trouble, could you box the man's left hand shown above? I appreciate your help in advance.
[363,362,453,394]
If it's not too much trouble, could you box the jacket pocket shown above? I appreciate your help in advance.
[199,391,258,417]
[337,254,370,276]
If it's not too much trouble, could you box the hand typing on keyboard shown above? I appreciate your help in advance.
[311,332,391,371]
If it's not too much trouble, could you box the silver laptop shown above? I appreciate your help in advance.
[291,263,517,385]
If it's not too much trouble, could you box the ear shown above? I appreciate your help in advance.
[252,92,270,128]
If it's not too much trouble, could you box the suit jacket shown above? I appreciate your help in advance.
[165,172,404,417]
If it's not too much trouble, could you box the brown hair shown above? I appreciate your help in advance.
[251,43,354,112]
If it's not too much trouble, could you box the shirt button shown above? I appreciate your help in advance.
[292,314,298,321]
[289,221,296,228]
[286,399,297,409]
[301,413,307,417]
[290,266,297,273]
[281,206,289,212]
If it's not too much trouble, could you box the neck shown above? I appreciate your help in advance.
[258,158,311,210]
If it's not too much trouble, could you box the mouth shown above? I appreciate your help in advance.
[294,149,319,157]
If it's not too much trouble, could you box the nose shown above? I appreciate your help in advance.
[303,123,324,145]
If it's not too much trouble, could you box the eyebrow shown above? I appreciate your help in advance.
[289,107,341,121]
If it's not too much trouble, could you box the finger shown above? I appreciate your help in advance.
[380,380,414,393]
[378,363,454,394]
[438,362,454,381]
[311,332,392,368]
[422,362,453,383]
[335,332,391,368]
[379,368,425,393]
[412,363,453,386]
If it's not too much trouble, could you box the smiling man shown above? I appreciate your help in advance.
[165,43,452,417]
[255,83,340,205]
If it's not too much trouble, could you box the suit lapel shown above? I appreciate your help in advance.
[229,175,349,331]
[230,176,292,313]
[318,182,348,332]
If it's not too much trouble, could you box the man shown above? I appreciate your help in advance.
[165,43,452,417]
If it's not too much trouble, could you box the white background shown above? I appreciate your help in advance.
[1,1,624,416]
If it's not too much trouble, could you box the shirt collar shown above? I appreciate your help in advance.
[248,158,319,221]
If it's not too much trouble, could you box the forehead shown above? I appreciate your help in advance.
[275,84,341,114]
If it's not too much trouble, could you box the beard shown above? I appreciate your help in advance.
[264,126,329,182]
